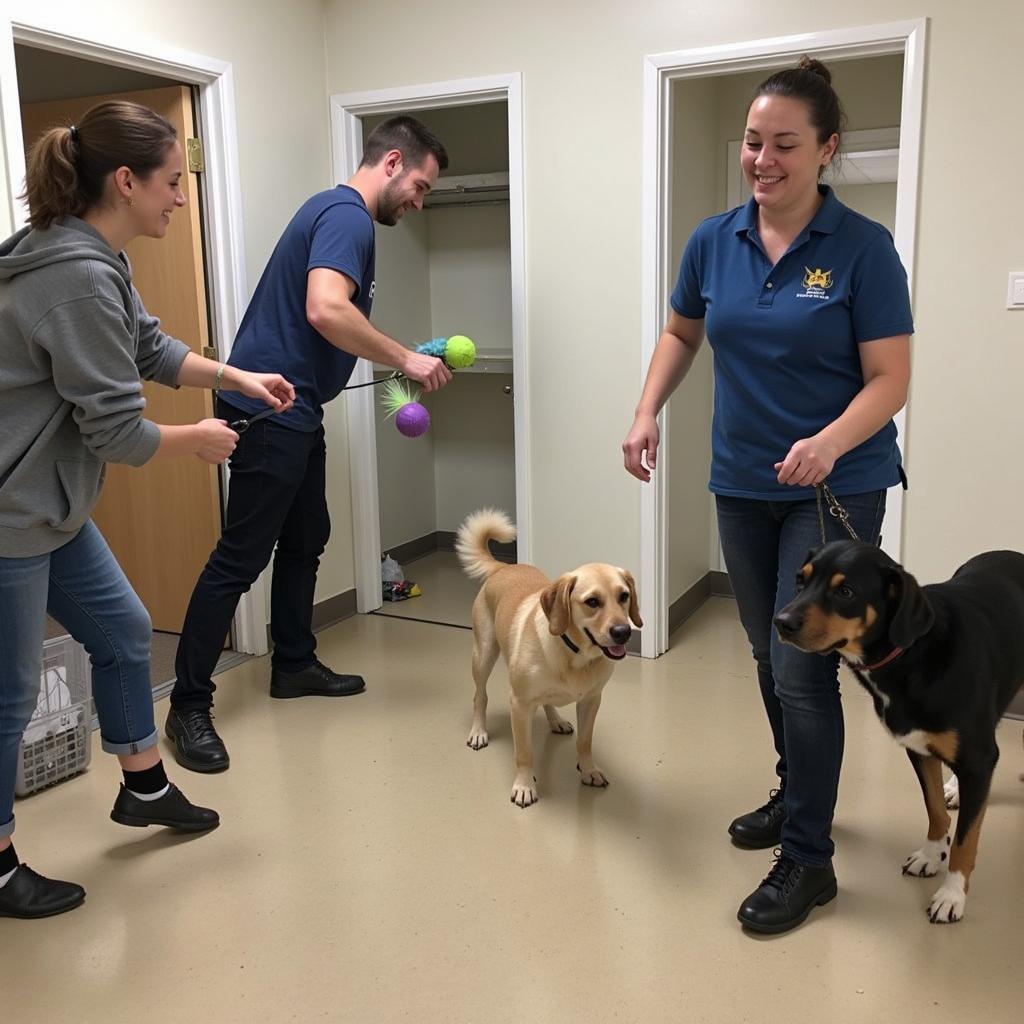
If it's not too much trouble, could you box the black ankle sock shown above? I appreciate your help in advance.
[0,843,17,875]
[122,761,169,795]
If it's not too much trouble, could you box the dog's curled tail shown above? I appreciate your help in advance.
[456,508,516,581]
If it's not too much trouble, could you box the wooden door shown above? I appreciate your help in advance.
[21,86,221,633]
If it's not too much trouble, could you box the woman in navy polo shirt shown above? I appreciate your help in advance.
[623,57,913,934]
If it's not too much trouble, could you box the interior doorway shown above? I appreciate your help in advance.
[12,41,249,692]
[330,73,528,629]
[364,101,515,630]
[639,21,927,658]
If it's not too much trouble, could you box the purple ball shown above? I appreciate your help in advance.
[396,402,430,438]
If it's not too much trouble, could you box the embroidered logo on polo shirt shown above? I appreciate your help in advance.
[798,266,833,300]
[369,281,376,299]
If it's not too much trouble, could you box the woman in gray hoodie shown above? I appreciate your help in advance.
[0,100,294,918]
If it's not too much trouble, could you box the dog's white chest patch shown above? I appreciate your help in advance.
[894,729,933,756]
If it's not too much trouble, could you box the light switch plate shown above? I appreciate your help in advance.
[1007,271,1024,310]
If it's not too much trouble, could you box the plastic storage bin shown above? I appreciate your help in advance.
[16,635,92,797]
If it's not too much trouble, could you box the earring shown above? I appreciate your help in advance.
[125,196,134,208]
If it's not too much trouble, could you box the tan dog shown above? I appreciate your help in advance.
[455,509,641,808]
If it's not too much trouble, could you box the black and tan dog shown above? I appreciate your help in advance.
[773,539,1024,924]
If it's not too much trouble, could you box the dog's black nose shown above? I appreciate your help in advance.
[773,611,802,636]
[609,624,632,644]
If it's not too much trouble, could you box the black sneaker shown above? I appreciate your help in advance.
[270,659,366,699]
[737,851,837,934]
[728,788,787,848]
[165,708,229,773]
[110,783,219,833]
[0,864,85,919]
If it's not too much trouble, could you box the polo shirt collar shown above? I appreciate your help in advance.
[735,185,845,240]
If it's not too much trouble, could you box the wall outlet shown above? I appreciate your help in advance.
[1008,271,1024,310]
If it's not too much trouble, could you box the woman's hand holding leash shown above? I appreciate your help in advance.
[194,419,238,464]
[775,434,839,487]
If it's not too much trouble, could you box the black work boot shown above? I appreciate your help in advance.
[728,788,787,848]
[737,852,837,934]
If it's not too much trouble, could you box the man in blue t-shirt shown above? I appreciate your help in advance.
[167,117,452,772]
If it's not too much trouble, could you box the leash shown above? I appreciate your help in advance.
[815,481,860,545]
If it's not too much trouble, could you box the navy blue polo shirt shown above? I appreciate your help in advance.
[222,185,376,431]
[671,186,913,500]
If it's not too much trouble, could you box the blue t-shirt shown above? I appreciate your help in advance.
[671,186,913,500]
[222,186,375,431]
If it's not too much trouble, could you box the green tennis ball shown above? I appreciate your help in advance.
[445,335,476,369]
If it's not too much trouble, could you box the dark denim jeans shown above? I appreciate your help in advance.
[1,520,157,838]
[715,489,887,866]
[170,398,330,713]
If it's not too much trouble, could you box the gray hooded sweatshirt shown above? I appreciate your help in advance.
[0,216,190,557]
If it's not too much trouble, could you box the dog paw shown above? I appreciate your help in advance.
[902,835,951,877]
[943,775,960,809]
[928,872,967,924]
[548,718,574,735]
[466,728,489,750]
[510,778,538,808]
[577,765,609,788]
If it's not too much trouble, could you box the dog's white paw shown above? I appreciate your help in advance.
[578,765,609,788]
[902,835,951,877]
[466,728,489,750]
[548,718,574,735]
[510,777,538,808]
[928,871,967,924]
[943,775,960,809]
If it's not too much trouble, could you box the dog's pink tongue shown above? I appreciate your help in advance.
[608,644,626,658]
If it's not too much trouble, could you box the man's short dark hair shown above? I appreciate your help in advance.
[360,115,449,173]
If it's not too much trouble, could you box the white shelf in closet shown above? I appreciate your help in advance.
[372,348,512,377]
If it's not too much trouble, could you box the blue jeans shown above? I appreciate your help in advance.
[715,489,887,866]
[0,520,157,838]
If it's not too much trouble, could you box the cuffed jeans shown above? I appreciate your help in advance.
[1,520,157,838]
[170,397,331,713]
[715,489,886,866]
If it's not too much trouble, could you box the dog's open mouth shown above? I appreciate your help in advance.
[601,644,627,660]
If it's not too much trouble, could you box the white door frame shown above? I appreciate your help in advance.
[0,17,269,655]
[641,20,927,658]
[329,73,529,614]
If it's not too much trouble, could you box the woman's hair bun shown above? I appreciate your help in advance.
[797,55,831,84]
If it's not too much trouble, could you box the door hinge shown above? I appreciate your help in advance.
[202,346,217,360]
[186,138,205,173]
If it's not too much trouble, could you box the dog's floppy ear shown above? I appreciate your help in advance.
[888,566,935,648]
[540,574,577,636]
[622,570,643,629]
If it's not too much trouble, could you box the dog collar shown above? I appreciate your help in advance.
[561,628,599,655]
[561,633,580,654]
[852,645,906,672]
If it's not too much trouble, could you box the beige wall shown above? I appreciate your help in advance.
[322,4,1024,589]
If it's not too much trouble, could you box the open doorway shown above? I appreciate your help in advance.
[668,54,906,641]
[365,101,515,630]
[13,42,250,694]
[639,21,926,658]
[330,74,529,631]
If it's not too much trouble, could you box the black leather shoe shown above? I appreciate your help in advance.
[737,853,837,934]
[270,659,366,699]
[110,784,220,833]
[728,788,787,848]
[165,708,229,773]
[0,864,85,919]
